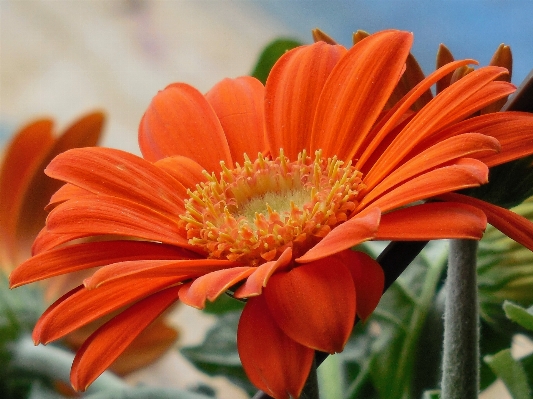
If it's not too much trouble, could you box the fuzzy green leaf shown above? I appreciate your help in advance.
[251,38,303,84]
[484,349,531,399]
[503,301,533,331]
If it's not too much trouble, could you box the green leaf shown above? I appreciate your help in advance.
[503,301,533,331]
[180,311,255,395]
[484,349,531,399]
[202,293,245,315]
[251,38,303,84]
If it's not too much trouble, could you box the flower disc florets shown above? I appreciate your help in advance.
[180,150,365,265]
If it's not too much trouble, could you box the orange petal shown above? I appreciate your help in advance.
[84,258,237,289]
[439,193,533,252]
[265,257,356,353]
[335,250,384,320]
[0,119,54,266]
[356,58,477,171]
[46,196,190,248]
[33,276,180,345]
[264,42,347,159]
[311,30,413,160]
[154,156,207,189]
[47,183,92,210]
[205,77,266,164]
[364,66,511,188]
[10,240,194,288]
[360,158,489,212]
[375,202,487,241]
[233,247,293,298]
[138,82,232,172]
[237,295,314,399]
[45,147,187,215]
[178,267,254,309]
[360,133,500,205]
[296,207,381,263]
[70,286,180,391]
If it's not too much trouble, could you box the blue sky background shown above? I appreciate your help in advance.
[258,0,533,86]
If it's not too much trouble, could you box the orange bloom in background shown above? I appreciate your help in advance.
[1,112,178,382]
[10,30,533,399]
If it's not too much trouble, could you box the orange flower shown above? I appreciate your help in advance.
[10,30,533,398]
[0,112,104,270]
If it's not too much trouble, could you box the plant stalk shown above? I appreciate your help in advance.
[441,239,479,399]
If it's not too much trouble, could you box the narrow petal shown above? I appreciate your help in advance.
[237,295,314,399]
[84,258,237,289]
[335,250,384,320]
[375,202,487,240]
[46,196,190,248]
[311,30,413,160]
[439,193,533,252]
[70,286,180,391]
[33,276,180,344]
[359,159,489,213]
[265,257,356,353]
[154,156,207,189]
[296,207,381,263]
[10,240,194,288]
[178,267,254,309]
[364,66,511,188]
[45,147,187,215]
[233,247,293,298]
[265,42,347,159]
[356,59,476,171]
[139,83,232,172]
[360,133,500,205]
[206,77,266,164]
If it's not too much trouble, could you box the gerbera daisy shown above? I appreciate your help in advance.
[10,30,533,399]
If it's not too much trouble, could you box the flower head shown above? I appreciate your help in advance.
[10,30,533,398]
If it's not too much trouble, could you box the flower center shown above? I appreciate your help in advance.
[179,150,364,265]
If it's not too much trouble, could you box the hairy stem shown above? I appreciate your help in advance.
[441,239,479,399]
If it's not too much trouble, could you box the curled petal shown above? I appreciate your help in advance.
[297,207,381,263]
[335,250,384,320]
[237,295,314,399]
[233,247,293,298]
[71,286,180,391]
[375,202,487,241]
[139,82,232,172]
[265,257,356,353]
[178,267,254,309]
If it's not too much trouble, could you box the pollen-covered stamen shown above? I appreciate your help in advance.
[179,150,365,265]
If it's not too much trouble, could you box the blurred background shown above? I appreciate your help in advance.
[1,1,532,398]
[2,0,533,153]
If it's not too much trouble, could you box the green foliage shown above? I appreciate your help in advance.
[181,311,256,396]
[504,301,533,331]
[251,38,303,84]
[484,349,531,399]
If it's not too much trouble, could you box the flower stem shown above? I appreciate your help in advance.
[441,239,479,399]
